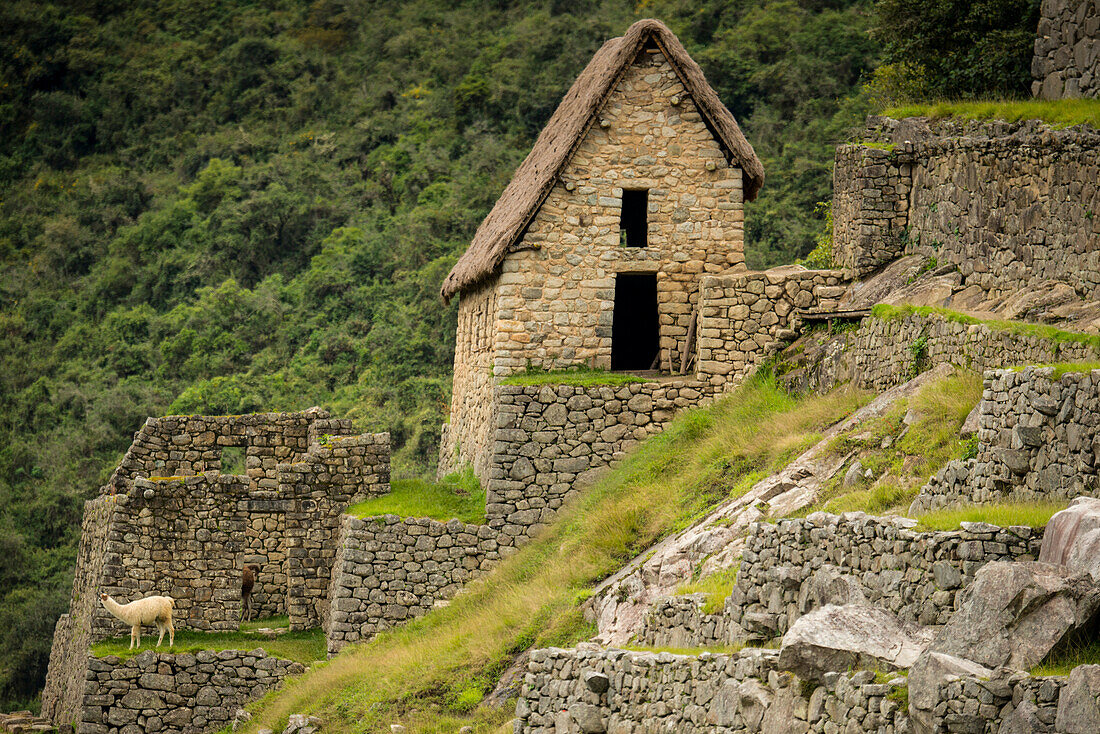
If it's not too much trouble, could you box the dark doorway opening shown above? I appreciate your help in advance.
[612,272,659,371]
[620,189,648,247]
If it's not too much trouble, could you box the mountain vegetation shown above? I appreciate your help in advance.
[0,0,1039,710]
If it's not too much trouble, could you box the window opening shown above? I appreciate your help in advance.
[620,189,649,247]
[220,446,247,475]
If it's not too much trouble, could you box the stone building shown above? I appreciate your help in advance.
[439,19,764,477]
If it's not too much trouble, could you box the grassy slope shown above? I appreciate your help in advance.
[241,375,869,734]
[914,501,1065,531]
[871,304,1100,350]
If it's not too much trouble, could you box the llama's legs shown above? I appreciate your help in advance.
[131,625,140,650]
[156,622,165,647]
[168,618,174,647]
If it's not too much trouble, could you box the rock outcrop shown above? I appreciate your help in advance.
[778,604,933,682]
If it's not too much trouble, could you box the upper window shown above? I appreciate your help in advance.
[620,189,648,248]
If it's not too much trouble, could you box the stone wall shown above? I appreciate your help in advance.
[488,46,745,376]
[832,145,911,277]
[42,497,120,726]
[696,266,846,388]
[516,646,908,734]
[485,380,716,541]
[80,649,304,734]
[833,119,1100,295]
[795,309,1100,396]
[912,366,1100,513]
[1033,0,1100,99]
[324,514,500,653]
[440,281,498,483]
[926,669,1082,733]
[727,512,1042,640]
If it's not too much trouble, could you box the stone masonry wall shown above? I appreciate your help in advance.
[727,512,1042,640]
[490,47,745,376]
[833,119,1100,294]
[1033,0,1100,99]
[696,266,846,389]
[913,366,1100,513]
[485,380,716,542]
[80,649,304,734]
[516,646,908,734]
[440,280,498,484]
[832,145,911,277]
[42,498,114,726]
[838,310,1100,394]
[324,515,500,653]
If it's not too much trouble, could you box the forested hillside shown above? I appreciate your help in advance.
[0,0,1040,710]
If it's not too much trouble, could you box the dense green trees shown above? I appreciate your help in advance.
[0,0,1040,709]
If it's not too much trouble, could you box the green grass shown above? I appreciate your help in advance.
[241,615,289,632]
[239,374,869,734]
[1032,634,1100,676]
[499,367,649,387]
[676,567,739,615]
[913,501,1066,531]
[349,467,486,524]
[871,304,1100,351]
[804,369,982,517]
[91,627,325,664]
[882,98,1100,128]
[1015,361,1100,380]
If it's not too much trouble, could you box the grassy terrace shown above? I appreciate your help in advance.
[348,468,486,524]
[91,626,325,664]
[241,375,869,734]
[913,501,1066,531]
[675,567,739,615]
[871,304,1100,351]
[882,98,1100,128]
[499,367,649,387]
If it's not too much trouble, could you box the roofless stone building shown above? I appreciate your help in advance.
[439,19,766,478]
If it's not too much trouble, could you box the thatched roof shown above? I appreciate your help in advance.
[440,18,764,302]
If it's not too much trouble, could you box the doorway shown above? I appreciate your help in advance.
[611,272,659,371]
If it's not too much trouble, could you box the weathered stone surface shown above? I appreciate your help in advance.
[797,565,867,614]
[1040,496,1100,566]
[908,652,994,734]
[778,604,934,682]
[1055,664,1100,734]
[928,561,1100,671]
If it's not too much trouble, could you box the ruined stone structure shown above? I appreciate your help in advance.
[1033,0,1100,99]
[439,19,764,481]
[41,410,390,728]
[832,118,1100,292]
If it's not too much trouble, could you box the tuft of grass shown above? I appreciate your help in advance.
[349,467,485,524]
[871,304,1100,351]
[913,501,1066,531]
[1032,632,1100,677]
[882,99,1100,129]
[1023,361,1100,380]
[90,627,325,664]
[806,370,982,516]
[676,567,739,615]
[500,367,648,387]
[239,374,868,734]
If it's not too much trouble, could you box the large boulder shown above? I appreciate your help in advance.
[1066,528,1100,581]
[928,561,1100,671]
[1039,497,1100,567]
[1055,665,1100,734]
[907,652,995,734]
[777,604,934,682]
